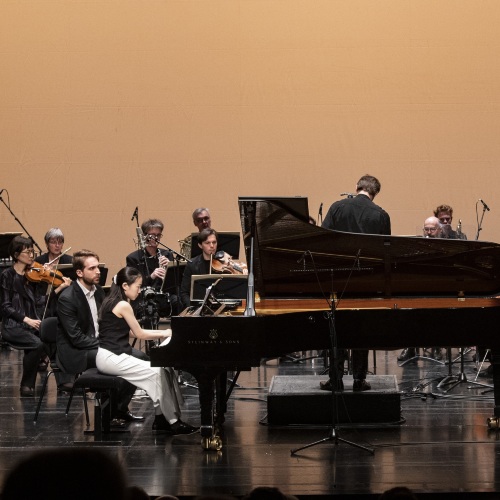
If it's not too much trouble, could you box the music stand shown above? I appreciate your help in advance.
[0,232,22,260]
[290,252,374,456]
[190,274,248,303]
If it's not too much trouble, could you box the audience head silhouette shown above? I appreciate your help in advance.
[1,448,128,500]
[379,486,418,499]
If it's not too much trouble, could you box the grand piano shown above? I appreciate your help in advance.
[151,198,500,449]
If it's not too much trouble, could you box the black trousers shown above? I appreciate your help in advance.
[330,348,369,381]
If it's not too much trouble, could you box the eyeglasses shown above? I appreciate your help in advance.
[145,233,162,242]
[195,217,210,223]
[438,217,451,223]
[424,227,439,232]
[20,250,35,257]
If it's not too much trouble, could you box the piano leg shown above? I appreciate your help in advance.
[193,369,223,451]
[215,371,227,425]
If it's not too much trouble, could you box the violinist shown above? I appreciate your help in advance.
[0,236,71,397]
[180,228,218,310]
[36,228,73,268]
[179,228,248,310]
[35,228,73,315]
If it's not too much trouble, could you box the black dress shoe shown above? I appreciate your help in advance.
[353,379,371,391]
[20,386,34,397]
[115,410,145,422]
[152,414,171,434]
[170,420,199,435]
[319,379,344,391]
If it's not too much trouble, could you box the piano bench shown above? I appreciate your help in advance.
[68,368,130,441]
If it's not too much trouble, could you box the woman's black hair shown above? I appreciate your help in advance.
[98,266,142,320]
[9,235,34,262]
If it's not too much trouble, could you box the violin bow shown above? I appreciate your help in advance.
[46,246,72,267]
[42,246,72,320]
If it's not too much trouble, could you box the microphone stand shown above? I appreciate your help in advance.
[0,191,43,254]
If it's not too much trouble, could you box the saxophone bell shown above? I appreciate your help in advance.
[178,234,192,258]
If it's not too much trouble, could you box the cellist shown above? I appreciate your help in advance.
[0,236,71,397]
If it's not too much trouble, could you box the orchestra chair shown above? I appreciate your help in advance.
[66,368,130,439]
[34,317,78,423]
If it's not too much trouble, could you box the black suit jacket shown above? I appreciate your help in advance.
[56,281,104,374]
[179,254,212,309]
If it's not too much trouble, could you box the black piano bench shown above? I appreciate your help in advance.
[68,368,130,442]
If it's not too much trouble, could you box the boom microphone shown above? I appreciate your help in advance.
[340,192,355,198]
[131,206,138,221]
[479,199,491,211]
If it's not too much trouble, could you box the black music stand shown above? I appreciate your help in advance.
[290,252,374,456]
[0,232,22,260]
[191,274,248,303]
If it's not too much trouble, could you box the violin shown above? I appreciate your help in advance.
[25,262,65,288]
[211,251,248,275]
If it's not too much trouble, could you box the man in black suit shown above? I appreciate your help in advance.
[320,174,391,392]
[126,218,180,317]
[57,249,144,422]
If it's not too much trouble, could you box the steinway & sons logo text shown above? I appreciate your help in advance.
[187,328,240,345]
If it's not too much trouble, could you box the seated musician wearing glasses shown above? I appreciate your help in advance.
[0,236,71,397]
[35,228,73,268]
[126,219,179,317]
[433,204,467,240]
[35,228,73,316]
[399,216,445,362]
[192,207,212,232]
[422,216,443,238]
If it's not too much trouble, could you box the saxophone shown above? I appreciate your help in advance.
[178,234,192,258]
[456,219,462,238]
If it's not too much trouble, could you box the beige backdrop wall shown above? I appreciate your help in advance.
[1,0,499,281]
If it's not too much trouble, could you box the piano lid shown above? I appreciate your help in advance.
[238,198,500,299]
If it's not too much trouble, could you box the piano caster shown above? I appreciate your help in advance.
[487,416,500,430]
[202,435,223,451]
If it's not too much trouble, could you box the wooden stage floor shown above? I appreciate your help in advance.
[1,344,500,499]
